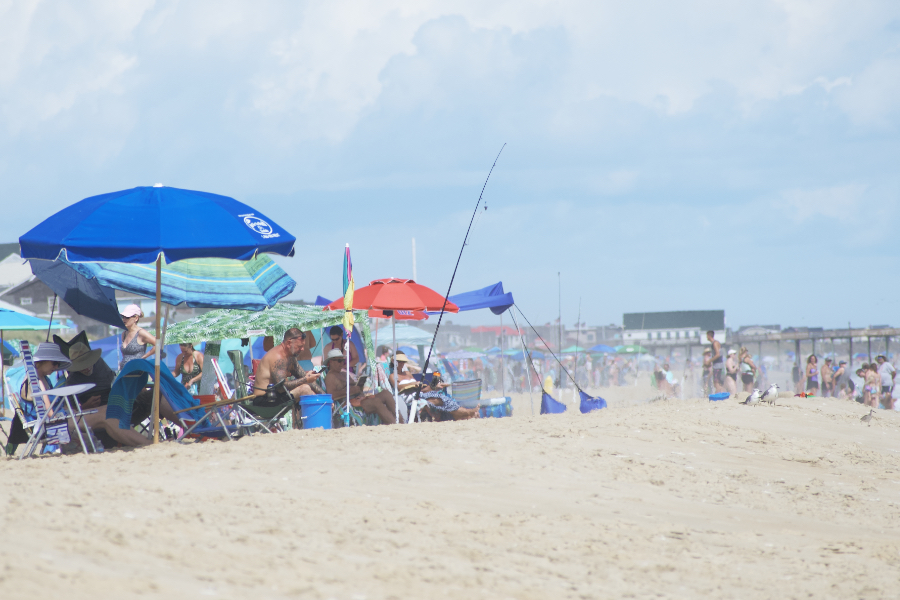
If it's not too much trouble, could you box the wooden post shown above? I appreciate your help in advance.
[152,256,162,444]
[867,337,872,363]
[849,332,853,369]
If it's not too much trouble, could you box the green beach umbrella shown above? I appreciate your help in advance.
[562,345,587,353]
[617,345,648,354]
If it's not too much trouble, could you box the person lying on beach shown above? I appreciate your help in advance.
[72,361,191,448]
[254,328,323,401]
[413,371,480,421]
[323,349,396,424]
[390,363,479,421]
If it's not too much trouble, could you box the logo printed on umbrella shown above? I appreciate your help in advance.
[239,214,280,239]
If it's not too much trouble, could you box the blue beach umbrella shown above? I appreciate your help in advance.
[19,185,296,443]
[40,254,295,312]
[589,344,616,353]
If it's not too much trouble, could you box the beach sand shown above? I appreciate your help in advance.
[2,387,898,599]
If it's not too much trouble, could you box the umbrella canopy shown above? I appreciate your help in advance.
[0,308,63,331]
[30,260,124,329]
[323,278,458,313]
[372,323,433,345]
[316,295,427,321]
[19,185,295,263]
[166,304,369,345]
[562,345,588,353]
[617,345,648,354]
[58,254,295,310]
[443,350,484,359]
[589,344,617,353]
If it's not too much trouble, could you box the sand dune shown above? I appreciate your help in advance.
[2,388,898,599]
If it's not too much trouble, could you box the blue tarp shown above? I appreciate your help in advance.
[579,390,607,413]
[19,185,296,264]
[2,340,20,357]
[540,392,567,414]
[429,282,514,315]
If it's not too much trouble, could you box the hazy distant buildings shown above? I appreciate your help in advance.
[623,310,725,346]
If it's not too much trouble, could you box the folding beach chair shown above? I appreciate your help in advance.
[17,341,99,459]
[176,358,269,441]
[450,379,482,408]
[227,350,252,398]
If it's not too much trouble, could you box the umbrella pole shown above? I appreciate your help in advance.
[152,256,162,444]
[345,335,350,426]
[1,330,4,418]
[392,316,399,424]
[500,312,505,398]
[509,310,534,416]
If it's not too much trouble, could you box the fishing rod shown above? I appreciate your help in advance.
[416,144,506,402]
[514,304,584,395]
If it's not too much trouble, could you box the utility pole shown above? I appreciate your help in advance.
[558,271,562,390]
[411,237,417,281]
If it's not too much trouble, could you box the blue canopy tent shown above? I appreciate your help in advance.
[429,282,514,315]
[428,282,536,412]
[19,185,296,443]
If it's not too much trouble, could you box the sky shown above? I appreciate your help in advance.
[1,0,899,330]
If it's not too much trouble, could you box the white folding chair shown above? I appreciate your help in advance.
[17,341,99,459]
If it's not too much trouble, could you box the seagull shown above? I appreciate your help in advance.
[860,409,875,426]
[760,383,779,406]
[741,389,762,406]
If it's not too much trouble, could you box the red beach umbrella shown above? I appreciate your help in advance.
[368,309,428,321]
[322,278,459,313]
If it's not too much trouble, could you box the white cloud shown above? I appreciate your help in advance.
[781,184,867,221]
[835,55,900,126]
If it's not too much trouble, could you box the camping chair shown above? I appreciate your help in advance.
[321,374,372,428]
[450,379,483,408]
[175,396,248,442]
[228,350,252,398]
[16,341,99,458]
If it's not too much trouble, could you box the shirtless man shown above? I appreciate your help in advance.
[706,331,724,393]
[254,329,323,401]
[821,357,835,397]
[724,349,738,395]
[322,326,359,369]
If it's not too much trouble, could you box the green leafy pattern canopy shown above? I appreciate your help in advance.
[164,304,375,373]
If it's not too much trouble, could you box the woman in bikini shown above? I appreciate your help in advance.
[805,354,819,395]
[739,347,758,393]
[172,343,204,393]
[119,304,157,370]
[864,363,881,408]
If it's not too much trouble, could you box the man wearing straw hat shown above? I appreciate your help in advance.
[63,342,115,409]
[324,349,396,424]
